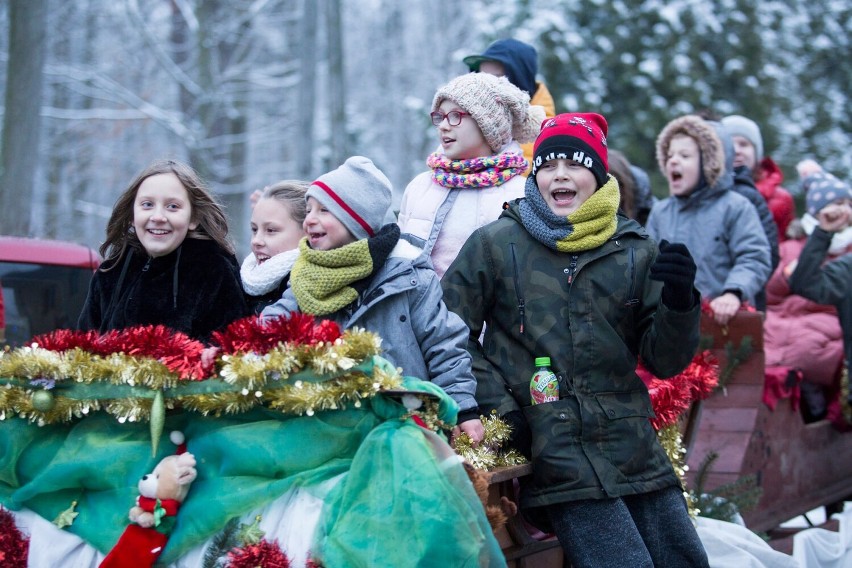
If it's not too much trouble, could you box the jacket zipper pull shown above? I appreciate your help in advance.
[142,258,152,272]
[565,256,578,284]
[519,298,525,334]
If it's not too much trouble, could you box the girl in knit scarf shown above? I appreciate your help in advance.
[263,156,485,446]
[397,72,545,278]
[241,181,308,314]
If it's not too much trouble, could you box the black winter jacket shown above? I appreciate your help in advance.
[442,204,700,524]
[78,238,249,341]
[790,227,852,373]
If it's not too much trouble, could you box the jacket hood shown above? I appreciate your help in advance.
[463,39,537,97]
[370,238,434,287]
[757,156,785,193]
[656,115,727,191]
[709,120,736,179]
[389,238,428,265]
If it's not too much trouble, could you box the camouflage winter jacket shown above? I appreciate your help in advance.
[442,202,700,513]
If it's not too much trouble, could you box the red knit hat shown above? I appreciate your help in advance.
[532,113,609,187]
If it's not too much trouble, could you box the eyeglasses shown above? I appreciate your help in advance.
[430,110,470,127]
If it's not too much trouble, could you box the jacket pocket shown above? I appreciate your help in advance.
[593,390,653,420]
[592,390,665,478]
[522,397,584,489]
[508,371,570,409]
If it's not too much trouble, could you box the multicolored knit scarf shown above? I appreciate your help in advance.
[291,224,400,316]
[519,174,620,252]
[427,151,528,189]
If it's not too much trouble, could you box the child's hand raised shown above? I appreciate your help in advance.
[650,240,697,311]
[818,202,852,233]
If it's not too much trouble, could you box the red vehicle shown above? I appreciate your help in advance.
[0,236,100,347]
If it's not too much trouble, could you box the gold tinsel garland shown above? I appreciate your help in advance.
[656,424,699,517]
[400,396,455,433]
[453,412,528,470]
[0,328,402,426]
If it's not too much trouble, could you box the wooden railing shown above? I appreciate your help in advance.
[484,464,563,567]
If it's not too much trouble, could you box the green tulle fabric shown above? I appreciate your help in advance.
[0,359,506,567]
[319,421,505,567]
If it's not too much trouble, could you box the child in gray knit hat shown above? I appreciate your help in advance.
[263,156,485,444]
[397,72,545,278]
[721,114,795,240]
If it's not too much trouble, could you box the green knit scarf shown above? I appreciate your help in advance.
[291,224,400,316]
[519,174,621,253]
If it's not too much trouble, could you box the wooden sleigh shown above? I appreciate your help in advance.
[486,310,852,564]
[684,310,852,548]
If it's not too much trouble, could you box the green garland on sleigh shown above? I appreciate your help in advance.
[0,315,412,454]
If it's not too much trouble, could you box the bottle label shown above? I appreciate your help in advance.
[530,370,559,405]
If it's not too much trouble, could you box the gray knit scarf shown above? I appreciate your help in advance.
[518,174,620,253]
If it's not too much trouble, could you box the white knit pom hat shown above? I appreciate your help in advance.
[432,73,545,153]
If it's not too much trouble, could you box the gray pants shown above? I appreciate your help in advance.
[547,485,710,568]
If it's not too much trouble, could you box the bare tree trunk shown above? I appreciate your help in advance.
[0,0,48,236]
[381,0,405,206]
[326,0,346,167]
[181,0,251,256]
[296,0,318,179]
[170,0,193,125]
[43,1,96,242]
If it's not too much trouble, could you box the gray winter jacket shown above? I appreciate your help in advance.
[262,239,478,414]
[646,184,771,305]
[711,120,780,273]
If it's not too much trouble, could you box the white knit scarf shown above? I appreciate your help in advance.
[240,248,300,296]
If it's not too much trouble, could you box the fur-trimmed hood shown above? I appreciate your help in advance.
[656,115,727,191]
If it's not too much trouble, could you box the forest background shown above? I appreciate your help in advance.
[0,0,849,256]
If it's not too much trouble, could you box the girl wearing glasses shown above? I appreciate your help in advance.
[397,72,545,278]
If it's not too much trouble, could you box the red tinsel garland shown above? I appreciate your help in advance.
[30,328,102,352]
[226,539,291,568]
[212,314,341,355]
[0,507,29,568]
[33,326,208,380]
[638,350,720,431]
[26,315,342,382]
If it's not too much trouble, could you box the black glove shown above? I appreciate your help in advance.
[502,410,532,460]
[650,240,697,311]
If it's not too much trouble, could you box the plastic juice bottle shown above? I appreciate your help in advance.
[530,356,559,405]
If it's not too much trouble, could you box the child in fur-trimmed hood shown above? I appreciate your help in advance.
[646,115,772,325]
